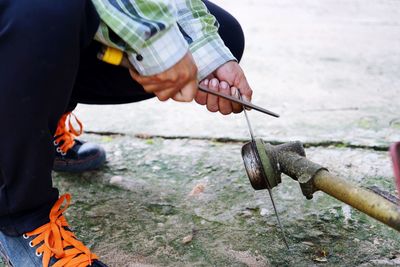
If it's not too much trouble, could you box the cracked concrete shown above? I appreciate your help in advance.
[52,135,399,266]
[69,0,399,265]
[2,0,399,266]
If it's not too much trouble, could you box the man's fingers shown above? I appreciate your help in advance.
[195,79,209,105]
[154,87,179,101]
[242,91,252,103]
[129,69,140,80]
[172,80,198,102]
[206,78,219,112]
[230,87,243,113]
[218,81,233,115]
[154,79,198,102]
[129,69,158,86]
[130,70,174,93]
[212,61,253,104]
[129,51,198,99]
[237,76,253,103]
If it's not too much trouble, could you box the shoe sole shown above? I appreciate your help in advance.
[53,150,106,173]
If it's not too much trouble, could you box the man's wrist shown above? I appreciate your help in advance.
[190,35,236,81]
[128,24,189,76]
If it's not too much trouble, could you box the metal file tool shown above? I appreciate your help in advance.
[197,84,279,118]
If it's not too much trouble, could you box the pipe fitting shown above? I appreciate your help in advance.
[241,139,400,232]
[241,140,327,198]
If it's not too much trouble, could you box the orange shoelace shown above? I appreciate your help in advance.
[26,194,98,267]
[54,112,83,155]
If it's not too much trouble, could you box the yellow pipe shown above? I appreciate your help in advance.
[313,170,400,232]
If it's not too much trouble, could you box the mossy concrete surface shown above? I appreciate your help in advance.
[1,0,398,265]
[43,134,400,266]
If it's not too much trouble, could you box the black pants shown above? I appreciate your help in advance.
[0,0,244,236]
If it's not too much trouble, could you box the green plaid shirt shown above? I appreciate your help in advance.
[91,0,236,80]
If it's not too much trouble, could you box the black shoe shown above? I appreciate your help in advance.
[0,194,108,267]
[53,112,106,173]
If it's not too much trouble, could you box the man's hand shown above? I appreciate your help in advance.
[130,52,198,102]
[195,61,253,114]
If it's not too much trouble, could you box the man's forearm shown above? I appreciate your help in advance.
[175,0,236,80]
[91,0,234,79]
[92,0,189,76]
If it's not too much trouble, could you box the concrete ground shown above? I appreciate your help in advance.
[73,0,399,266]
[52,136,399,266]
[4,0,399,266]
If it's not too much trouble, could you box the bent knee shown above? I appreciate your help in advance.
[3,0,94,39]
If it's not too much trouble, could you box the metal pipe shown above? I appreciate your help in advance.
[243,140,400,231]
[261,141,400,232]
[313,169,400,232]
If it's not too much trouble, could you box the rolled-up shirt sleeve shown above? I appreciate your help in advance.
[92,0,189,76]
[92,0,235,78]
[174,0,236,80]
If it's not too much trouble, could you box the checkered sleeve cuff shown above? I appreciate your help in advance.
[190,34,237,81]
[127,24,189,76]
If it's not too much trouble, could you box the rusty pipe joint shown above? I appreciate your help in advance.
[242,140,327,199]
[242,139,400,231]
[272,142,328,199]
